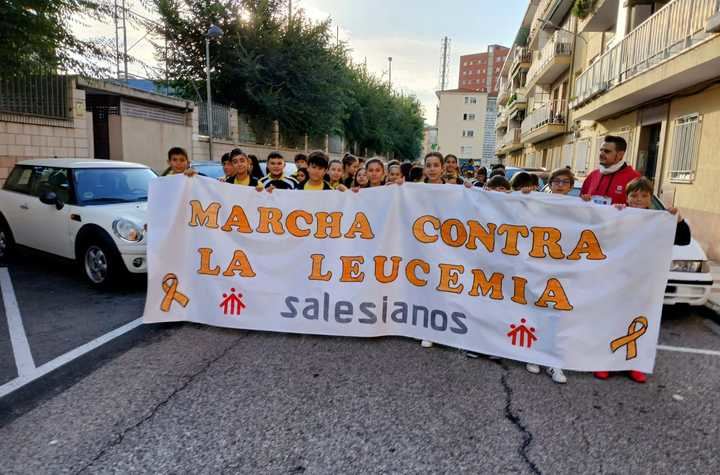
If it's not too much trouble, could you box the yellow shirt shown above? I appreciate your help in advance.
[304,181,326,191]
[233,175,251,186]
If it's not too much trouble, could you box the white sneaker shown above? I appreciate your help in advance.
[525,363,540,374]
[547,367,567,384]
[420,340,433,348]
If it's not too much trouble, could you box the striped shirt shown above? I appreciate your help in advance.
[259,174,299,190]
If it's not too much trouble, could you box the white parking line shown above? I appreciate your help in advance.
[657,344,720,357]
[0,268,36,375]
[0,317,143,399]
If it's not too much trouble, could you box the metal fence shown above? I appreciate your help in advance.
[0,75,71,120]
[198,101,232,140]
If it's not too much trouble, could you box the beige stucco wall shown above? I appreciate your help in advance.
[121,115,193,172]
[659,85,720,260]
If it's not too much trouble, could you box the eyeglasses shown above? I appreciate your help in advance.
[551,179,573,185]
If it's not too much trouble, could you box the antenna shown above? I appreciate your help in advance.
[438,36,451,91]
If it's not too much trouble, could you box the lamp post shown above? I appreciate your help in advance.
[205,24,223,161]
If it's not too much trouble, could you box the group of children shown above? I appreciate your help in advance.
[163,143,690,386]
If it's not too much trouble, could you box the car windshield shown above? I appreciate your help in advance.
[73,168,156,205]
[192,163,226,179]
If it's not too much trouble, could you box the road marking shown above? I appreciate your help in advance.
[0,268,35,376]
[658,344,720,357]
[0,317,143,399]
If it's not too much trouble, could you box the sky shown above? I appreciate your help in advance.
[73,0,528,123]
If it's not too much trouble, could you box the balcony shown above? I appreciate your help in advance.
[572,0,720,121]
[497,79,511,105]
[578,0,620,33]
[521,100,567,144]
[526,31,573,89]
[495,108,509,130]
[506,89,528,117]
[496,128,523,155]
[510,47,533,74]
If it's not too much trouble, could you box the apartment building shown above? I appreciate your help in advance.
[496,0,720,260]
[436,89,495,167]
[458,45,510,93]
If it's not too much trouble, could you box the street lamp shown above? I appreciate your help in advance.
[205,24,223,161]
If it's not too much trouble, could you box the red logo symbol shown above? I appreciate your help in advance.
[507,319,537,348]
[220,288,246,316]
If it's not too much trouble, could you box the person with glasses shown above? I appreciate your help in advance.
[548,168,575,195]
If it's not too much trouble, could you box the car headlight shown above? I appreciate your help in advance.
[112,218,144,243]
[669,260,703,273]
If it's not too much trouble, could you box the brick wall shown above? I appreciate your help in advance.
[0,87,90,186]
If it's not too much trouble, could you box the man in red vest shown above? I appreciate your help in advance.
[581,135,640,205]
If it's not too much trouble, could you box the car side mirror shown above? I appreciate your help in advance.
[39,190,64,210]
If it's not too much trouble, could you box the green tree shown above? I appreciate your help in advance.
[156,0,423,157]
[0,0,115,78]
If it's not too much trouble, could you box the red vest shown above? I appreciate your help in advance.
[580,164,641,205]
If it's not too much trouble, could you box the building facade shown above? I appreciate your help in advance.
[458,45,510,93]
[496,0,720,260]
[436,89,497,167]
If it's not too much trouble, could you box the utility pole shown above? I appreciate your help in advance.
[114,0,129,82]
[388,57,393,87]
[439,36,450,91]
[288,0,292,27]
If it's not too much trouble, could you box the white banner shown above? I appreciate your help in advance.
[143,176,676,372]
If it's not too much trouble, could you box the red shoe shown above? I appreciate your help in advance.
[594,371,610,380]
[628,371,647,383]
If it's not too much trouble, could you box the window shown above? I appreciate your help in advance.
[30,167,71,203]
[463,113,476,121]
[3,166,34,194]
[669,114,702,183]
[461,146,473,157]
[574,139,591,176]
[462,130,475,137]
[464,97,477,104]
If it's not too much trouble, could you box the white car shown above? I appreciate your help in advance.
[0,159,154,287]
[542,181,714,306]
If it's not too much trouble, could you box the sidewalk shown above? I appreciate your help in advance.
[708,261,720,314]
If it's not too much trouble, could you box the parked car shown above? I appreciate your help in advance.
[541,181,714,306]
[505,166,549,188]
[0,159,154,287]
[191,160,226,179]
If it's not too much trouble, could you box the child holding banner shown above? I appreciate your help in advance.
[299,151,334,191]
[161,147,195,176]
[259,152,299,190]
[423,152,445,185]
[352,168,369,188]
[386,161,404,185]
[365,158,387,187]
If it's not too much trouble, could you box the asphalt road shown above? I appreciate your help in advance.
[1,250,719,474]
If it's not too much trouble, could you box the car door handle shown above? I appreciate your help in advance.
[20,204,29,210]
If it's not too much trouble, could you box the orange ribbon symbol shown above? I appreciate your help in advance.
[610,316,648,360]
[160,273,189,312]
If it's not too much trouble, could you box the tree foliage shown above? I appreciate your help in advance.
[156,0,423,158]
[0,0,116,78]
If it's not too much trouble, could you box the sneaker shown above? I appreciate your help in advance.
[525,363,541,374]
[594,371,610,380]
[628,371,647,383]
[420,340,433,348]
[464,351,479,358]
[547,367,567,384]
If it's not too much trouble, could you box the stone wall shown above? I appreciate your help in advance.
[0,85,90,185]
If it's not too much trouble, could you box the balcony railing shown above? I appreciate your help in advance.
[572,0,720,108]
[501,128,522,147]
[526,31,573,87]
[521,100,567,137]
[510,47,533,72]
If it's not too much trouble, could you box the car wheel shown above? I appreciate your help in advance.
[0,219,14,262]
[80,238,123,288]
